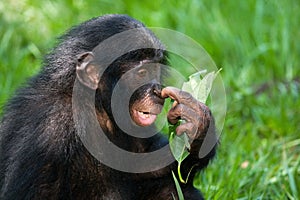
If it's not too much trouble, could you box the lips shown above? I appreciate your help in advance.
[132,110,159,127]
[130,87,165,127]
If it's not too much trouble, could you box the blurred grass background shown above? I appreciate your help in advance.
[0,0,299,199]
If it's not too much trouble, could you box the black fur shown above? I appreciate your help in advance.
[0,14,216,200]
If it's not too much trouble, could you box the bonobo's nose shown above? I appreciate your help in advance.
[152,84,162,98]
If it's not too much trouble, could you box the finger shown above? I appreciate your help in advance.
[167,104,200,125]
[171,99,178,109]
[176,122,197,139]
[161,87,199,110]
[167,103,181,125]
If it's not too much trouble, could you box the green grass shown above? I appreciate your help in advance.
[0,0,299,199]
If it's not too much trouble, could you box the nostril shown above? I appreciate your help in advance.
[153,89,160,96]
[152,84,162,97]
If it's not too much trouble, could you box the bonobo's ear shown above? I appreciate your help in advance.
[76,52,100,90]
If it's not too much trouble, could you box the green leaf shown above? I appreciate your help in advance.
[183,69,221,103]
[169,127,190,184]
[172,171,185,200]
[182,70,206,95]
[169,132,190,162]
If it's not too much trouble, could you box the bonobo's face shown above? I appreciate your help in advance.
[119,61,165,127]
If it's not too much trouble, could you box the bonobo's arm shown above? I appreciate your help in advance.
[161,87,218,183]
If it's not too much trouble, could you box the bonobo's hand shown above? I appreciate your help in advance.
[161,86,212,142]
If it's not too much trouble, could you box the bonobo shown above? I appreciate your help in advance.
[0,14,217,200]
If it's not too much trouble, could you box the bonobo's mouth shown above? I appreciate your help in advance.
[129,83,164,127]
[132,107,162,127]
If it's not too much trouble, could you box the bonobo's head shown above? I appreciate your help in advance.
[74,15,167,128]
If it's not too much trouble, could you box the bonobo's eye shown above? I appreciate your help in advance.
[137,68,148,78]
